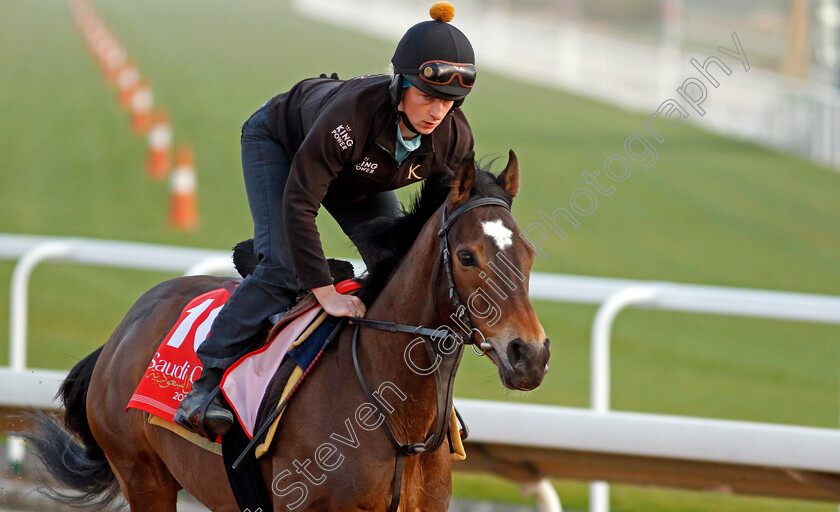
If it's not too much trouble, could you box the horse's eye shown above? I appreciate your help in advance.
[457,251,477,267]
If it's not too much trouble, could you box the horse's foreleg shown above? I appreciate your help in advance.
[400,449,452,512]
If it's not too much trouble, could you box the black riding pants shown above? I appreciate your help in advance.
[196,103,401,371]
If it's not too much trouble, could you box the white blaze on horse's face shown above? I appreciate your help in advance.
[482,219,513,251]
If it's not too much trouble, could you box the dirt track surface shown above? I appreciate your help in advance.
[0,466,540,512]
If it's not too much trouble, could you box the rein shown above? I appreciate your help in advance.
[350,196,511,512]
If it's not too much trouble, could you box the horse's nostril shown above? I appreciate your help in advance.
[543,338,550,350]
[506,338,527,370]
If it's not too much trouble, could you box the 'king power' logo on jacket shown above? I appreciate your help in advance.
[354,157,378,174]
[332,124,353,151]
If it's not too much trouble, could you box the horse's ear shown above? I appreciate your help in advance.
[495,149,520,197]
[448,155,476,203]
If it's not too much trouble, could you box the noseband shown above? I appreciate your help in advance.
[350,195,511,512]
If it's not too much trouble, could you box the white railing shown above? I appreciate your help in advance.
[2,234,839,510]
[457,398,840,472]
[5,235,236,373]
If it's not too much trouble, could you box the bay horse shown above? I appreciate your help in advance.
[24,151,549,511]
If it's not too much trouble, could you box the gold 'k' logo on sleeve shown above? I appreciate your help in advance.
[406,164,422,180]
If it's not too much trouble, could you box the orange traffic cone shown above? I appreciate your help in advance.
[170,147,198,230]
[84,21,108,63]
[117,63,140,110]
[103,43,128,86]
[89,26,112,70]
[129,80,153,135]
[146,111,172,180]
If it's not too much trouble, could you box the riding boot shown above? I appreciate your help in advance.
[173,368,234,439]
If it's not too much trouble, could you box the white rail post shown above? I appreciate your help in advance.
[7,242,72,473]
[522,478,563,512]
[589,286,659,512]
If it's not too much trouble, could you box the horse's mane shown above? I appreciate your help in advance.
[355,160,513,305]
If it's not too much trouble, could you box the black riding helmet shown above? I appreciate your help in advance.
[391,2,476,105]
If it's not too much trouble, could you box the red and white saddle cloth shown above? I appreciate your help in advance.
[127,287,229,421]
[126,280,359,439]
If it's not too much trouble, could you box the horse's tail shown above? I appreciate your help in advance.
[21,346,122,508]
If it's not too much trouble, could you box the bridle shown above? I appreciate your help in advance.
[350,195,511,512]
[438,195,511,354]
[351,195,511,349]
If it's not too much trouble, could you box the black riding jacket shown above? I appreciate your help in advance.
[265,74,475,289]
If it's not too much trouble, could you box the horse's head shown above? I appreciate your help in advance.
[441,151,549,391]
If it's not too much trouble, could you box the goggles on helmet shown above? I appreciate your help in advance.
[416,60,476,89]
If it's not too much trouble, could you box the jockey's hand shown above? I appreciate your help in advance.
[312,284,366,318]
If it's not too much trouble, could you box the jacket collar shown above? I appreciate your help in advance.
[374,110,435,158]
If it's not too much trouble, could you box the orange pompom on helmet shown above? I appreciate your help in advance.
[391,2,476,104]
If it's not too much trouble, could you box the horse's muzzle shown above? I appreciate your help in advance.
[503,337,550,390]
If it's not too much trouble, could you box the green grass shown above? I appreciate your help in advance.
[1,0,839,511]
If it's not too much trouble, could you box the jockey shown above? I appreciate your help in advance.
[174,2,479,437]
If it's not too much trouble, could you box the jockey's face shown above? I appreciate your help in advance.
[398,86,454,137]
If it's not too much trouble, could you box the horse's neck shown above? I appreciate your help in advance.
[368,218,444,328]
[360,214,449,441]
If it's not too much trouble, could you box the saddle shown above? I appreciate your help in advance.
[233,238,356,333]
[126,253,356,445]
